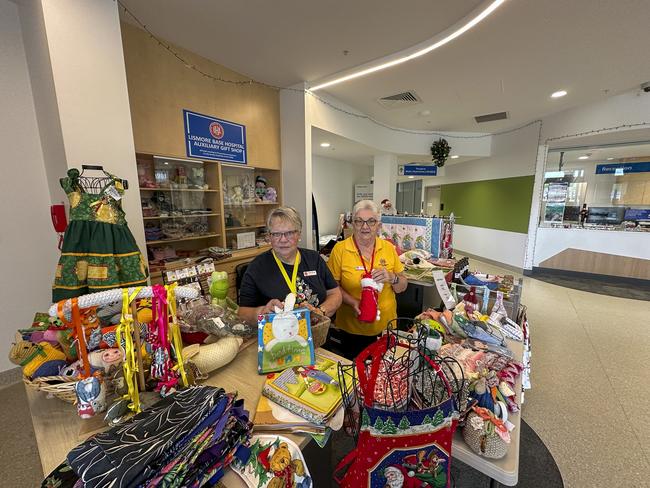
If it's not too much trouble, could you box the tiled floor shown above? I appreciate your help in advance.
[466,257,650,488]
[2,257,649,487]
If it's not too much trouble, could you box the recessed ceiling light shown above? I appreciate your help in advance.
[309,0,506,91]
[320,142,330,148]
[408,176,415,179]
[450,155,459,159]
[551,90,567,98]
[578,155,589,160]
[607,157,614,160]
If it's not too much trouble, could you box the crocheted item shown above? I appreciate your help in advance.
[9,341,66,378]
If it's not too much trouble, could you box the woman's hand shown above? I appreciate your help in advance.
[350,299,361,317]
[371,267,394,284]
[260,298,283,314]
[298,301,319,314]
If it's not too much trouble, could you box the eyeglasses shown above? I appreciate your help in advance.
[269,230,299,240]
[352,218,379,228]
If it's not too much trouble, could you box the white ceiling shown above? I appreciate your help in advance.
[311,127,377,165]
[121,0,650,132]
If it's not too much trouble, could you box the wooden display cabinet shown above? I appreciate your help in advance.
[135,154,281,285]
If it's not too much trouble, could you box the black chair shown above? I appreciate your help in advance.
[235,262,249,304]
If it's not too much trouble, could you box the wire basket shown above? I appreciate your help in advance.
[337,319,464,442]
[23,375,78,404]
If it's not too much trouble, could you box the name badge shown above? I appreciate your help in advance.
[355,266,365,271]
[303,270,317,277]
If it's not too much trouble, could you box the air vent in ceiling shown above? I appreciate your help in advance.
[377,90,422,109]
[474,111,508,123]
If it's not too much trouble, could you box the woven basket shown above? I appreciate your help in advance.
[462,411,509,459]
[311,314,331,349]
[23,375,78,404]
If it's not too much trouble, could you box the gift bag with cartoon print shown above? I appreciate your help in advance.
[334,334,459,488]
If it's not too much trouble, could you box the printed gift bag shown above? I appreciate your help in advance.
[334,334,459,488]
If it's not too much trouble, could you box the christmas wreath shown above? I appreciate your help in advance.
[430,138,451,167]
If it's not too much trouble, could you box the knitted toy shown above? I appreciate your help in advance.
[182,337,242,376]
[9,340,67,378]
[358,275,383,323]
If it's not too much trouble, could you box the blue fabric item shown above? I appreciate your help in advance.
[464,274,498,290]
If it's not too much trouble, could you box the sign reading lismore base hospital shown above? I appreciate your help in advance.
[183,109,247,163]
[595,161,650,174]
[399,164,438,176]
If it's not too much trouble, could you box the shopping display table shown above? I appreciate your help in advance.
[452,338,524,487]
[26,343,326,487]
[26,340,523,486]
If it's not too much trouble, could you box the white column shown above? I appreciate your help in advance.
[280,83,313,248]
[18,0,146,253]
[373,153,398,205]
[523,144,548,270]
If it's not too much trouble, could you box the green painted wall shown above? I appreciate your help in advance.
[440,175,535,233]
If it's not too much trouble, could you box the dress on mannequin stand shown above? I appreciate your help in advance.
[52,167,148,302]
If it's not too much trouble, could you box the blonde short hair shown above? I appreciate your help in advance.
[352,200,381,219]
[266,206,303,232]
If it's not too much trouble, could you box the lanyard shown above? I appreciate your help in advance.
[353,238,376,276]
[272,250,301,294]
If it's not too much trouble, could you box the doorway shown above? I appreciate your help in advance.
[396,180,422,214]
[424,186,441,216]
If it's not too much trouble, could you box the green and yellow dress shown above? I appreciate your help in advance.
[52,168,148,302]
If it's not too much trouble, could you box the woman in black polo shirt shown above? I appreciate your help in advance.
[238,207,342,324]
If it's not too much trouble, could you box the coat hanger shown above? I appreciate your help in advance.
[78,164,129,192]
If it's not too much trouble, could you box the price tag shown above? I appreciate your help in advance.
[433,270,456,310]
[104,185,122,201]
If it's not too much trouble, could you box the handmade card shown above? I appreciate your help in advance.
[257,295,314,374]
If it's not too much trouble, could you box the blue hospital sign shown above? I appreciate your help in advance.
[183,109,247,163]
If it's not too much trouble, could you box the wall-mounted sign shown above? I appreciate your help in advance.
[595,161,650,174]
[398,164,438,176]
[354,184,373,202]
[624,208,650,221]
[183,109,247,163]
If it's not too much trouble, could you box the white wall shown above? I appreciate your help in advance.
[526,89,650,269]
[534,228,650,266]
[454,225,528,269]
[312,156,372,235]
[0,0,59,372]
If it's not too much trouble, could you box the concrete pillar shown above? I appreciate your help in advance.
[17,0,145,253]
[373,153,398,206]
[280,83,313,248]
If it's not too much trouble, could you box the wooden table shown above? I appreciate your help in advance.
[26,343,319,486]
[27,340,523,486]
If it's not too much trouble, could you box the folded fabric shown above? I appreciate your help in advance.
[67,387,227,488]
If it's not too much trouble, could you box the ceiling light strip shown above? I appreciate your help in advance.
[310,0,507,91]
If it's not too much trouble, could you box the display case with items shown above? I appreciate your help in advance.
[221,163,281,250]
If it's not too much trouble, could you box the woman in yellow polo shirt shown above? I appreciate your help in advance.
[327,200,407,358]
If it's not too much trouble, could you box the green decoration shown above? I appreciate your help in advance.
[432,410,444,426]
[373,417,385,431]
[382,417,398,434]
[361,409,371,428]
[422,414,432,425]
[430,138,451,167]
[398,416,411,430]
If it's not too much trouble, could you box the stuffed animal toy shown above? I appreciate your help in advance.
[358,275,383,323]
[266,442,306,488]
[88,348,123,374]
[255,175,268,201]
[263,187,278,203]
[209,271,229,305]
[9,340,67,378]
[75,376,107,419]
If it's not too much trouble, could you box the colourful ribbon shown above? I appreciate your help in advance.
[166,283,188,388]
[116,287,142,413]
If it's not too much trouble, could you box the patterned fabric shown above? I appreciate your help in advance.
[67,387,227,487]
[52,168,148,302]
